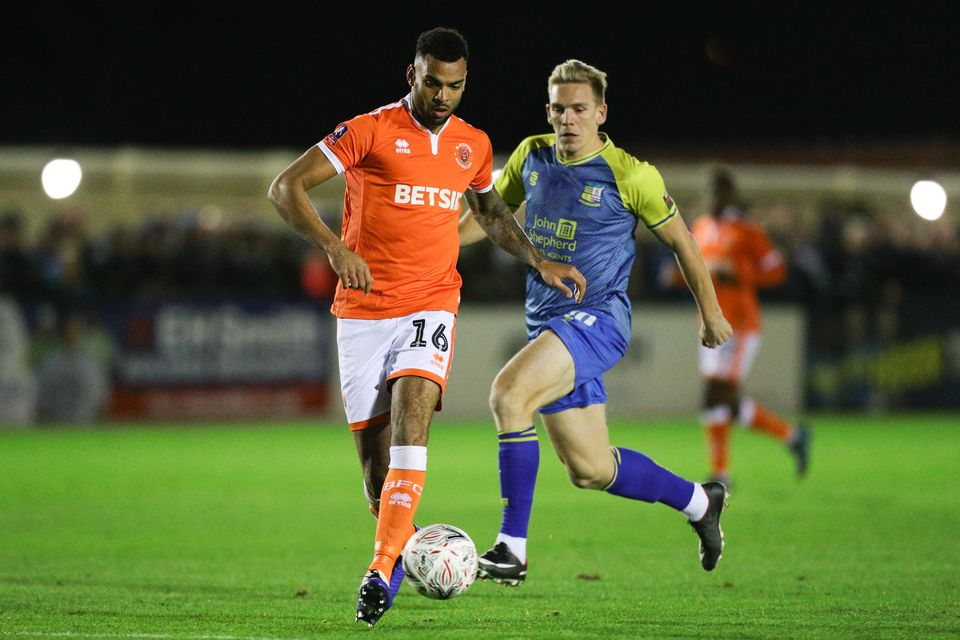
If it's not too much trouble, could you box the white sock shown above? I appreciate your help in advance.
[389,445,427,470]
[495,532,527,564]
[683,483,709,521]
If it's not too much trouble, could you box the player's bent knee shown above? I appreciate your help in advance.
[566,465,608,490]
[489,376,535,420]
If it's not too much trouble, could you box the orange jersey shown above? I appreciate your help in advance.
[691,207,787,332]
[317,95,494,319]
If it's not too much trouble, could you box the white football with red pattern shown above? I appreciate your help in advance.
[402,523,478,599]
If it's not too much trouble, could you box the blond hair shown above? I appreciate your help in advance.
[548,59,608,103]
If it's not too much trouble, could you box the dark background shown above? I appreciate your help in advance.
[3,2,958,154]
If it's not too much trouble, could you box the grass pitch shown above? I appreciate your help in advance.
[1,414,958,639]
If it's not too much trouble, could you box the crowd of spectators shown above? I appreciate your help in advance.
[1,195,957,421]
[3,198,959,344]
[0,206,309,425]
[459,194,959,410]
[461,196,959,349]
[0,206,306,311]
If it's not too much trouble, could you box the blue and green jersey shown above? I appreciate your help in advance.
[495,133,678,339]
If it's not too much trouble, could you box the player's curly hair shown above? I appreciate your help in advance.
[548,59,607,104]
[416,27,469,63]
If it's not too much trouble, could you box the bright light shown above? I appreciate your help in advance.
[910,180,947,221]
[41,159,82,199]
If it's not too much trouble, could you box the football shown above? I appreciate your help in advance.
[401,524,478,600]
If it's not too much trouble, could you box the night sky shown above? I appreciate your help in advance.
[4,2,958,154]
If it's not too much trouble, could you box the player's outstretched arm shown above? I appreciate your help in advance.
[458,201,527,247]
[651,216,732,347]
[268,146,373,295]
[465,190,585,302]
[458,209,487,246]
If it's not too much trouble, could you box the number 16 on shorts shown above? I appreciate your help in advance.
[337,310,457,429]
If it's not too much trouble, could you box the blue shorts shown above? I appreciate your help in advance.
[534,309,629,414]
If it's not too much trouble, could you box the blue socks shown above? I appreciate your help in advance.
[497,426,539,538]
[496,432,694,542]
[605,447,695,511]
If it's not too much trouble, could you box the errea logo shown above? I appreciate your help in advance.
[395,138,411,154]
[384,479,423,509]
[389,492,412,507]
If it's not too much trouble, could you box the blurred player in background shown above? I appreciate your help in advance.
[678,167,811,486]
[459,59,733,586]
[268,28,584,627]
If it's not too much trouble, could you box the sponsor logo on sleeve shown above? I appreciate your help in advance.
[663,191,677,213]
[324,124,348,146]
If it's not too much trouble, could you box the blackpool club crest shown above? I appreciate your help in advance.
[454,143,473,169]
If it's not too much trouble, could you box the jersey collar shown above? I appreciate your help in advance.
[402,93,452,136]
[402,93,451,156]
[555,132,612,166]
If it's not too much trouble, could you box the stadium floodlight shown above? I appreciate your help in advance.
[41,158,82,199]
[910,180,947,221]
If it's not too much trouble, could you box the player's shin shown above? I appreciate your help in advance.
[703,405,733,477]
[604,447,700,515]
[369,446,426,580]
[495,426,539,562]
[740,397,791,440]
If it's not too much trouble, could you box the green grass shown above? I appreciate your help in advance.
[1,414,958,639]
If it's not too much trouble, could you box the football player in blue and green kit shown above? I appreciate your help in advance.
[459,59,734,584]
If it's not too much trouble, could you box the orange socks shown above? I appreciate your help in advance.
[704,399,793,477]
[705,422,731,476]
[368,446,427,580]
[742,398,792,441]
[702,405,732,476]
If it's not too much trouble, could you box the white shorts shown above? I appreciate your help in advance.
[698,330,760,382]
[337,310,457,431]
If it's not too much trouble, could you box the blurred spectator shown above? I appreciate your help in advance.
[301,247,338,301]
[0,295,37,425]
[0,209,40,305]
[34,310,111,424]
[34,210,91,308]
[84,227,142,298]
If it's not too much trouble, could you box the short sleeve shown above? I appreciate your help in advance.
[632,166,678,228]
[469,132,495,192]
[606,151,679,229]
[494,138,534,206]
[750,225,783,269]
[315,113,377,174]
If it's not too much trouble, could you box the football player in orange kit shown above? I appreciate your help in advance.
[687,168,811,487]
[267,27,585,627]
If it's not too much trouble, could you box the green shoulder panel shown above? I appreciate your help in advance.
[494,134,555,206]
[600,145,679,228]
